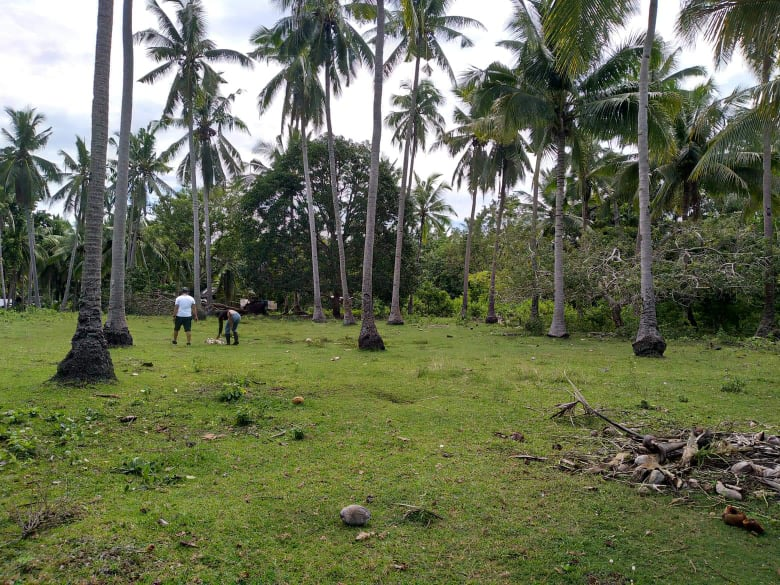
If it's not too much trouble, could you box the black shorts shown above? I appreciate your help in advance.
[174,316,193,332]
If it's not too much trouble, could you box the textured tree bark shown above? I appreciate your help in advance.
[547,128,569,338]
[55,0,116,383]
[104,0,134,348]
[632,0,666,357]
[300,118,326,323]
[359,0,386,351]
[459,186,477,320]
[485,164,506,324]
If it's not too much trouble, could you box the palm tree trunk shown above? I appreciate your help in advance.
[300,118,326,323]
[756,55,776,337]
[203,181,214,313]
[632,0,665,357]
[486,167,506,324]
[324,65,355,325]
[460,186,477,320]
[388,53,422,325]
[104,0,134,347]
[0,220,7,307]
[547,128,569,338]
[60,225,79,311]
[408,207,425,315]
[55,0,116,383]
[530,139,545,325]
[188,113,202,317]
[26,207,41,307]
[359,0,386,350]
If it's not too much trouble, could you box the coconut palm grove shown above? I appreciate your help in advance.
[1,0,780,582]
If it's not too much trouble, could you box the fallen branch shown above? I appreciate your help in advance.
[509,454,548,462]
[564,374,644,440]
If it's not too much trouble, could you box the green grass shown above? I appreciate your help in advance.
[0,310,778,584]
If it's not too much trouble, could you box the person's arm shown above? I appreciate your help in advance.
[217,316,223,337]
[173,300,178,319]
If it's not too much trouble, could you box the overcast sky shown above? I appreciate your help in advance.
[0,0,752,222]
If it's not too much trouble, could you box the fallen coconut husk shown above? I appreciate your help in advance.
[550,381,780,505]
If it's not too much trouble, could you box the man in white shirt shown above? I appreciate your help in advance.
[172,287,198,345]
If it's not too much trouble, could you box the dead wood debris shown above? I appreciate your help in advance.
[551,379,780,508]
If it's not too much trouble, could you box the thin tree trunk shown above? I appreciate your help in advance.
[388,53,422,325]
[460,186,478,320]
[547,128,569,338]
[60,224,79,311]
[0,219,6,307]
[203,181,214,313]
[486,168,506,324]
[359,0,385,350]
[324,65,355,325]
[530,138,545,325]
[756,55,776,337]
[55,0,116,383]
[300,119,326,322]
[26,207,41,307]
[188,113,202,317]
[104,0,134,347]
[632,0,665,357]
[408,207,425,315]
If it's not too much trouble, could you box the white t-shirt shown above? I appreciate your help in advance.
[175,294,197,317]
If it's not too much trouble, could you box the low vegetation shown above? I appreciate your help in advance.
[1,311,778,583]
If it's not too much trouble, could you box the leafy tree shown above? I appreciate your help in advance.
[0,107,60,308]
[136,0,253,314]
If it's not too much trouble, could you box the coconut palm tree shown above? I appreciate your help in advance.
[0,186,11,306]
[252,22,327,322]
[359,0,386,350]
[166,85,248,313]
[52,136,90,311]
[408,172,454,313]
[677,0,780,336]
[287,0,374,325]
[0,108,60,308]
[104,0,135,347]
[55,0,116,383]
[123,122,174,271]
[136,0,253,315]
[384,0,483,325]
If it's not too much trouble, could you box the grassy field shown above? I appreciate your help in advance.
[0,310,778,584]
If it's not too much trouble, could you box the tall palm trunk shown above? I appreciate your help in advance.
[388,53,422,324]
[0,219,7,306]
[756,55,776,337]
[26,207,41,307]
[60,217,80,311]
[104,0,134,347]
[485,166,506,324]
[203,181,214,313]
[529,139,545,326]
[324,65,355,325]
[300,118,326,322]
[187,113,202,316]
[126,193,141,271]
[632,0,665,357]
[55,0,116,383]
[359,0,386,350]
[460,185,478,320]
[547,128,569,338]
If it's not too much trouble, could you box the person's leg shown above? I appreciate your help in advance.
[232,315,240,345]
[173,318,181,344]
[184,317,192,345]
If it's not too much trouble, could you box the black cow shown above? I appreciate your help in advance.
[244,299,269,315]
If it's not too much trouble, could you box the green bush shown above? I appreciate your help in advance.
[414,283,454,317]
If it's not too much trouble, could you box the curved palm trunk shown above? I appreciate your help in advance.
[324,66,355,325]
[104,0,134,347]
[0,221,6,307]
[300,119,326,323]
[547,128,569,338]
[188,114,202,318]
[359,0,386,350]
[387,53,422,325]
[26,207,41,307]
[486,168,506,324]
[55,0,116,383]
[203,181,214,313]
[529,142,544,325]
[632,0,665,357]
[460,186,478,320]
[60,222,80,311]
[756,55,776,337]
